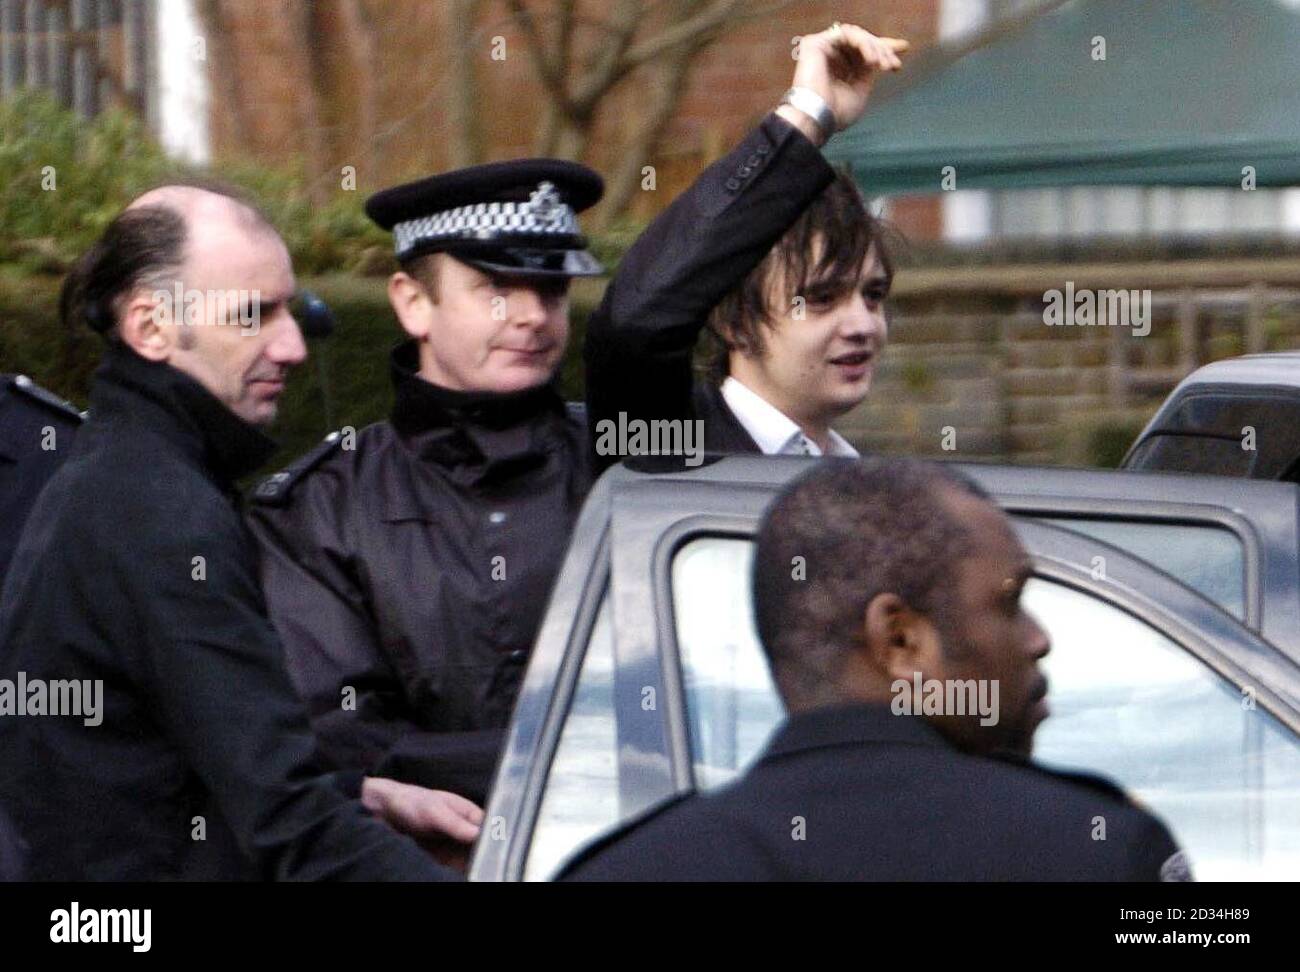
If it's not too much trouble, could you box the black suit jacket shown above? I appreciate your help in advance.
[585,113,836,470]
[560,704,1185,881]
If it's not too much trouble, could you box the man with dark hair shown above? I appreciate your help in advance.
[0,185,477,880]
[561,457,1186,880]
[249,22,907,810]
[586,26,901,463]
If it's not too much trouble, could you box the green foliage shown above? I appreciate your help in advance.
[1,92,639,280]
[900,359,933,392]
[1083,414,1150,468]
[0,91,178,270]
[0,92,391,276]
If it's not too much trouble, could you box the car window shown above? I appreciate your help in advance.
[1035,517,1245,620]
[671,537,783,789]
[1029,579,1300,880]
[1127,434,1255,477]
[669,535,1300,880]
[525,594,617,881]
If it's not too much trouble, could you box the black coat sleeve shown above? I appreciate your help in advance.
[137,504,453,881]
[583,113,837,472]
[248,495,503,807]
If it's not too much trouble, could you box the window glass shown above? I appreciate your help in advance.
[1036,517,1245,619]
[672,537,783,789]
[1126,434,1255,477]
[1028,579,1300,880]
[525,595,617,881]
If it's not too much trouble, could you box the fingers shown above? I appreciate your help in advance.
[417,796,482,844]
[437,790,486,827]
[836,23,906,73]
[361,777,484,844]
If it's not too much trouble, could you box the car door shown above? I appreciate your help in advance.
[472,458,1300,881]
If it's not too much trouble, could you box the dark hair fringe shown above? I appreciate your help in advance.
[703,168,899,383]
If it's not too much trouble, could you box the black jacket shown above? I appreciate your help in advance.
[0,374,82,591]
[247,115,835,804]
[585,113,837,469]
[248,342,590,805]
[0,346,451,881]
[560,704,1186,881]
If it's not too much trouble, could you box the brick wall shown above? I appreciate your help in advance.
[839,259,1300,465]
[200,0,941,236]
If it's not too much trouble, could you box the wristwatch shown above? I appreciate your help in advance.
[780,86,838,140]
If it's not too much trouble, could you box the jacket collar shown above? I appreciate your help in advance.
[387,340,568,487]
[88,344,278,490]
[762,702,951,761]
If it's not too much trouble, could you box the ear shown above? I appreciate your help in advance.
[117,290,172,362]
[387,271,433,340]
[862,592,944,683]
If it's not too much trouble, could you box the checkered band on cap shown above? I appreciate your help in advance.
[392,180,580,257]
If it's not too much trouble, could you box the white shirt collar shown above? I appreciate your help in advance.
[720,377,858,457]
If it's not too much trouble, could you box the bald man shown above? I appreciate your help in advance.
[0,185,479,880]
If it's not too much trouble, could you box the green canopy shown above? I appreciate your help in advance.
[826,0,1300,195]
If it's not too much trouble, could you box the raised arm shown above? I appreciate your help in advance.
[584,23,907,469]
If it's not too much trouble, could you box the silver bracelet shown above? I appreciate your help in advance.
[781,86,838,139]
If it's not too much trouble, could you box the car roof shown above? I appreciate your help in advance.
[1171,352,1300,390]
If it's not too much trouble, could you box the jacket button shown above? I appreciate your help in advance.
[488,511,507,524]
[725,178,741,192]
[738,165,752,178]
[746,153,762,168]
[756,144,770,156]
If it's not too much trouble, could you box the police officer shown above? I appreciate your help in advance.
[560,458,1188,881]
[250,22,912,809]
[0,374,82,591]
[249,162,604,806]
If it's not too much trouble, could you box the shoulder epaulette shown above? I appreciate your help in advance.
[251,431,346,507]
[4,374,84,424]
[565,400,587,425]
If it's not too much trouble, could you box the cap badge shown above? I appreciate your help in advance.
[528,182,565,228]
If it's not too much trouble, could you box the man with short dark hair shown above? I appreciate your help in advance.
[0,185,476,880]
[586,24,902,462]
[561,457,1186,881]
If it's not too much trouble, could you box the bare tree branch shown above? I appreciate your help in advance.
[505,0,570,109]
[446,0,487,166]
[337,0,380,171]
[568,0,643,115]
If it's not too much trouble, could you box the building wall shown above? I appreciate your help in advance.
[839,261,1300,465]
[200,0,942,235]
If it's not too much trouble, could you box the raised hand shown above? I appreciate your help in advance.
[781,23,909,143]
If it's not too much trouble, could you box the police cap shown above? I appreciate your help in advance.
[365,159,605,279]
